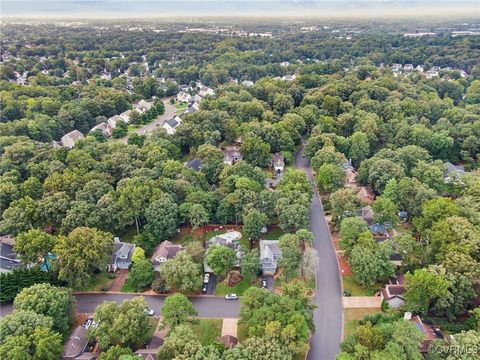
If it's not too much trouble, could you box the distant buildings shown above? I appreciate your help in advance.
[223,147,243,165]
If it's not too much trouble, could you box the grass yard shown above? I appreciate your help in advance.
[237,322,249,342]
[83,273,114,291]
[215,276,253,296]
[189,319,222,345]
[262,226,285,240]
[342,275,381,296]
[120,282,137,293]
[344,308,382,338]
[175,102,188,114]
[119,226,139,244]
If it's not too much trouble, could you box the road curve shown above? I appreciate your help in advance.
[119,100,176,143]
[295,145,343,360]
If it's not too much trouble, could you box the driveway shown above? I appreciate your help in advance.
[206,274,217,295]
[295,145,343,360]
[119,100,176,143]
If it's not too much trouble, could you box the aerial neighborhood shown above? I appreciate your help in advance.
[0,10,479,360]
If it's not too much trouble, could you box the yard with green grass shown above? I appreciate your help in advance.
[342,275,381,296]
[344,308,382,338]
[175,102,188,114]
[215,276,254,296]
[188,319,223,345]
[84,273,114,291]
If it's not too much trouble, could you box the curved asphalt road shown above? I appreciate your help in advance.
[119,100,176,143]
[295,145,343,360]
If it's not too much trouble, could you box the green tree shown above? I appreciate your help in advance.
[13,284,74,336]
[241,135,271,168]
[243,209,268,241]
[188,204,209,229]
[330,188,358,223]
[206,245,237,277]
[111,121,128,139]
[316,163,345,193]
[0,327,63,360]
[372,196,398,225]
[278,234,301,280]
[126,259,155,292]
[131,247,145,263]
[240,249,261,281]
[89,297,152,350]
[339,217,369,256]
[161,294,197,328]
[157,324,201,360]
[348,132,370,165]
[161,252,203,293]
[404,268,449,316]
[14,229,56,265]
[349,234,395,287]
[0,310,54,341]
[145,194,179,239]
[97,345,134,360]
[300,248,319,281]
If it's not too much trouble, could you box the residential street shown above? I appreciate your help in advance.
[119,100,176,143]
[295,145,343,360]
[0,294,240,319]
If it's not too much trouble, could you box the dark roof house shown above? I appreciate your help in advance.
[0,237,22,273]
[110,237,135,271]
[62,326,95,360]
[151,241,184,271]
[186,159,202,172]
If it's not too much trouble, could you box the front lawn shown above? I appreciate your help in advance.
[175,102,188,114]
[188,319,222,345]
[215,276,253,296]
[120,282,137,293]
[344,308,382,338]
[83,273,114,292]
[342,275,381,296]
[262,226,285,240]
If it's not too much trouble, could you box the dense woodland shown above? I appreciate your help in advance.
[0,20,479,360]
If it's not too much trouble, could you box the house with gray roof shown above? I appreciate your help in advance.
[62,326,96,360]
[444,162,465,183]
[109,237,135,271]
[272,153,285,173]
[163,116,181,135]
[186,158,202,172]
[259,240,282,275]
[223,147,243,165]
[0,236,22,273]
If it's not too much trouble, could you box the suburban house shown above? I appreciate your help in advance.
[62,326,96,360]
[90,122,109,137]
[241,80,254,87]
[443,162,465,183]
[119,109,132,123]
[380,275,405,309]
[223,147,243,165]
[109,237,135,271]
[151,241,184,272]
[405,313,445,353]
[357,205,374,224]
[135,330,165,360]
[207,231,243,268]
[272,153,285,173]
[176,91,192,103]
[186,158,202,172]
[163,116,182,135]
[61,130,84,149]
[107,115,124,130]
[259,240,282,275]
[134,99,153,113]
[356,187,375,204]
[0,235,22,273]
[281,74,297,81]
[220,318,238,349]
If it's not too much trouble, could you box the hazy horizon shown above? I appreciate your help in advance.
[1,0,479,20]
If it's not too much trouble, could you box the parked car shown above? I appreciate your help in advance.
[203,273,210,284]
[201,283,208,293]
[144,309,154,316]
[261,279,268,288]
[225,294,238,300]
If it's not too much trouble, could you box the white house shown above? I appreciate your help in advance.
[134,100,153,113]
[176,91,192,103]
[90,122,110,137]
[198,87,215,97]
[119,110,132,123]
[61,130,84,149]
[272,153,285,173]
[259,240,282,275]
[241,80,254,87]
[163,116,182,135]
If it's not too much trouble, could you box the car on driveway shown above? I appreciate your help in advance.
[203,273,210,284]
[261,279,268,288]
[144,309,154,316]
[201,283,208,293]
[225,294,238,300]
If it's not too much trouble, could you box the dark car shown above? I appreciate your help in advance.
[201,283,208,293]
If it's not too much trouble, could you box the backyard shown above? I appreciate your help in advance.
[344,308,382,338]
[342,275,381,296]
[188,318,223,345]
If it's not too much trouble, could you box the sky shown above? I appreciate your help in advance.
[1,1,479,19]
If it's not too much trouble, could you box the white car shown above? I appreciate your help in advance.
[144,309,154,316]
[225,294,238,300]
[203,273,210,284]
